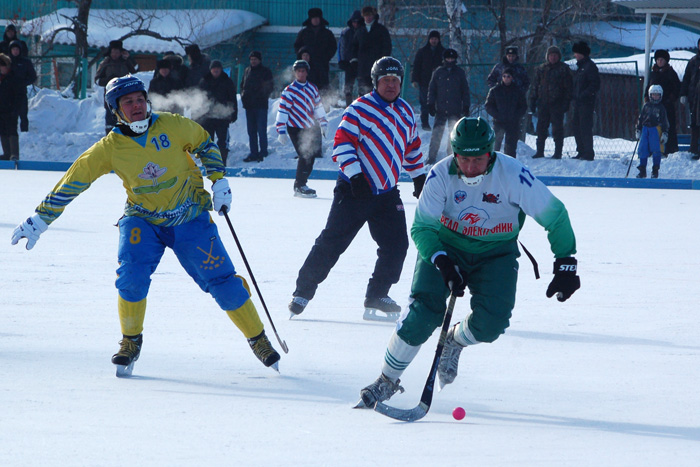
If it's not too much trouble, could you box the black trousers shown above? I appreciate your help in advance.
[18,92,28,132]
[536,104,566,156]
[202,119,230,165]
[418,85,430,127]
[663,101,678,154]
[293,178,408,300]
[288,125,321,188]
[572,100,595,159]
[343,63,358,107]
[493,120,520,157]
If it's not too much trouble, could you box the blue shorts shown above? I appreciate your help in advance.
[116,213,249,311]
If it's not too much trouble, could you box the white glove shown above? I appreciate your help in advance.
[635,129,641,140]
[278,133,290,145]
[660,133,668,144]
[212,178,231,215]
[681,96,687,105]
[11,214,48,250]
[320,125,327,138]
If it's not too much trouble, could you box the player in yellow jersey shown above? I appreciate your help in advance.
[11,75,280,377]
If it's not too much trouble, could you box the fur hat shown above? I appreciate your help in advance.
[249,50,262,60]
[108,40,123,52]
[505,46,518,56]
[572,41,591,56]
[308,8,323,19]
[210,60,223,70]
[0,53,11,67]
[546,45,562,60]
[156,59,171,70]
[429,30,440,40]
[654,49,670,62]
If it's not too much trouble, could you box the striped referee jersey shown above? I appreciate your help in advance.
[275,80,327,133]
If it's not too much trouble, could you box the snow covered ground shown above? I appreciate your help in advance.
[2,171,699,465]
[15,74,700,181]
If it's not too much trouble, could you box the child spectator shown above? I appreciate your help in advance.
[275,60,328,198]
[485,67,527,157]
[635,85,669,179]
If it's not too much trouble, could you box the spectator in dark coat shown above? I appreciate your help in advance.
[529,45,572,159]
[647,49,680,156]
[426,48,470,164]
[184,44,210,89]
[485,67,527,157]
[197,60,238,166]
[8,40,36,133]
[487,46,529,93]
[338,10,362,107]
[571,41,600,161]
[240,51,273,162]
[411,30,445,131]
[0,53,23,161]
[680,38,700,159]
[95,40,137,135]
[152,51,188,89]
[294,8,337,95]
[1,24,28,57]
[352,5,392,95]
[148,59,183,115]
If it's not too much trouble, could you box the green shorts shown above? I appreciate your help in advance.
[397,240,520,346]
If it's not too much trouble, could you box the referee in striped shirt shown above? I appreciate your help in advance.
[289,57,427,321]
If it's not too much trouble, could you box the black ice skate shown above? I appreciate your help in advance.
[248,331,281,372]
[437,324,465,390]
[363,296,401,322]
[293,185,317,198]
[355,373,404,408]
[288,296,309,319]
[112,334,143,378]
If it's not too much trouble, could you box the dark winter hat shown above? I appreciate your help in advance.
[0,53,11,67]
[210,60,223,70]
[108,40,123,52]
[443,48,458,59]
[9,40,21,51]
[654,49,670,61]
[429,30,440,40]
[156,59,171,70]
[546,45,562,60]
[249,50,262,60]
[5,24,17,33]
[572,41,591,56]
[185,44,203,62]
[505,46,518,56]
[308,8,323,19]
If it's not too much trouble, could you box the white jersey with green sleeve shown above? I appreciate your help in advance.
[411,153,576,261]
[35,112,225,228]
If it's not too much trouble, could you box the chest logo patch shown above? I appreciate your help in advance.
[134,162,177,194]
[458,207,489,226]
[482,192,501,204]
[454,190,467,203]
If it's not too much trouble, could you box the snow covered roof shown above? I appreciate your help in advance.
[613,0,700,32]
[571,21,698,51]
[21,9,267,54]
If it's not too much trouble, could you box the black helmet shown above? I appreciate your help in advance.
[371,56,404,89]
[293,59,310,71]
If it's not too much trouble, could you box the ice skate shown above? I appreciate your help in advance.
[363,296,401,322]
[438,324,465,390]
[288,296,309,319]
[293,185,317,198]
[356,373,404,408]
[248,331,281,371]
[111,334,143,378]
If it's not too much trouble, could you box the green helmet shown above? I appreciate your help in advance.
[450,117,495,156]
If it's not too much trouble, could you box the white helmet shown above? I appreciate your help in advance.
[648,84,663,101]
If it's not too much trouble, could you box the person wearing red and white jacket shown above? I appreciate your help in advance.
[276,60,328,198]
[288,56,427,322]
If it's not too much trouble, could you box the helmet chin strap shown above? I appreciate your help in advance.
[115,101,152,134]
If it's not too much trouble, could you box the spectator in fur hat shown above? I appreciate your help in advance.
[646,49,680,155]
[148,58,183,115]
[294,7,337,96]
[154,51,188,89]
[411,30,445,130]
[529,45,572,159]
[9,39,36,133]
[95,39,137,135]
[571,41,600,160]
[184,44,210,89]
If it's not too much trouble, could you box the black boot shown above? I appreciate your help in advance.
[651,166,659,179]
[636,166,646,179]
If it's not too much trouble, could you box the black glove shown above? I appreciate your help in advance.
[412,174,426,199]
[546,257,580,302]
[434,255,466,297]
[350,174,373,199]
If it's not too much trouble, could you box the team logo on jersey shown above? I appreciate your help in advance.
[458,206,489,226]
[454,190,467,203]
[482,192,501,204]
[134,162,177,194]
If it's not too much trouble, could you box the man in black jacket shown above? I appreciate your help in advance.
[338,10,362,107]
[0,53,23,161]
[680,38,700,159]
[411,30,444,131]
[485,67,527,157]
[294,8,337,96]
[8,40,36,133]
[426,49,470,164]
[148,59,183,115]
[198,60,237,166]
[352,6,392,95]
[571,41,600,160]
[240,51,273,162]
[184,44,210,90]
[647,49,680,156]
